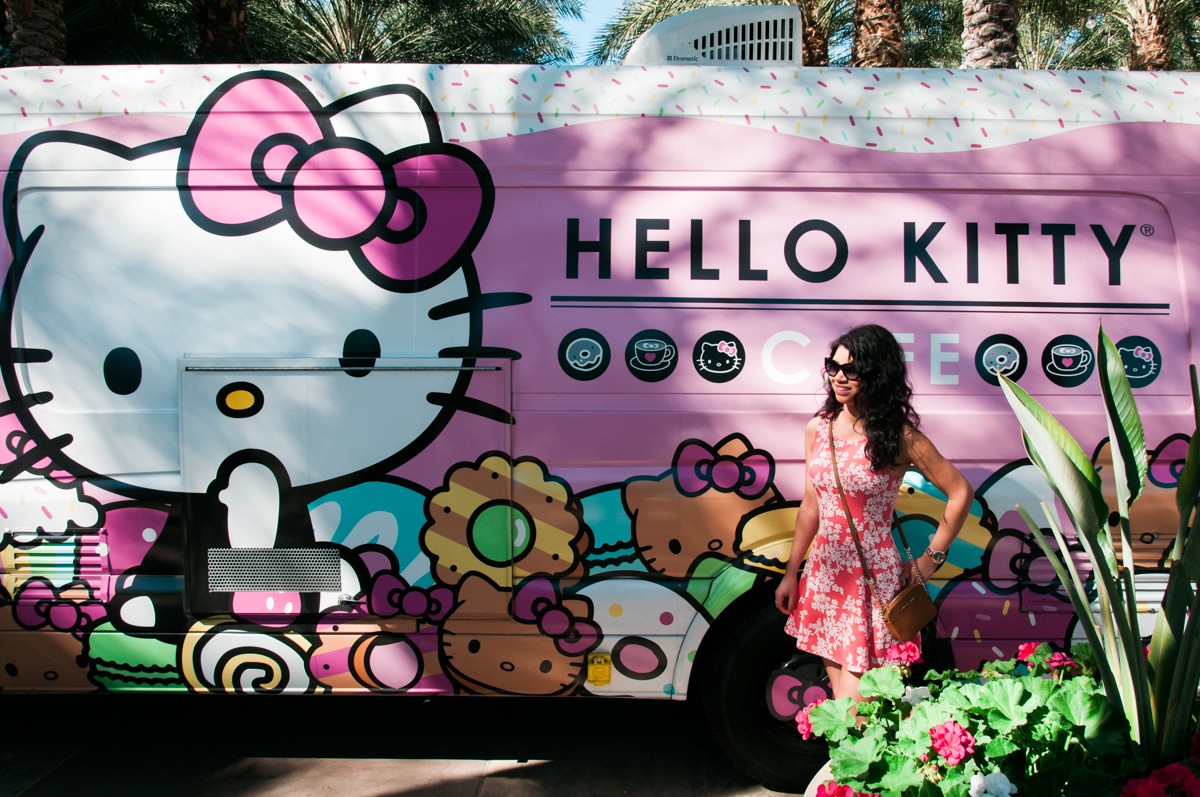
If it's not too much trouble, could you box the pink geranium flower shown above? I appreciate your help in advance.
[1045,651,1077,671]
[1016,642,1041,661]
[930,720,976,767]
[815,783,879,797]
[885,641,922,665]
[1120,779,1169,797]
[1119,761,1200,797]
[1153,763,1196,787]
[815,784,854,797]
[796,698,825,741]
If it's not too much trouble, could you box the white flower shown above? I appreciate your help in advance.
[969,771,1018,797]
[902,686,932,705]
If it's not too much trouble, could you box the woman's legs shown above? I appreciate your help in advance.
[823,658,864,703]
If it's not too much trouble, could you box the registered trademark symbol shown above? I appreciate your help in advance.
[1141,224,1155,236]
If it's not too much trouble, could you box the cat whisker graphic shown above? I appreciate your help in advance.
[428,292,532,320]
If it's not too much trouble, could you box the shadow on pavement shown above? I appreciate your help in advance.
[0,694,789,797]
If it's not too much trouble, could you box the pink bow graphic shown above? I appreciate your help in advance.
[511,578,600,656]
[766,671,806,721]
[179,72,491,290]
[1134,346,1154,362]
[674,440,774,500]
[367,572,453,624]
[717,341,737,356]
[12,577,105,637]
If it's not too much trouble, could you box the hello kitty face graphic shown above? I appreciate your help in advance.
[697,340,740,374]
[0,71,521,498]
[1119,345,1158,383]
[440,574,599,696]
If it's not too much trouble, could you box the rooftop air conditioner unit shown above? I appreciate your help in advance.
[623,5,803,67]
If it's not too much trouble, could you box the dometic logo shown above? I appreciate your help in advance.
[565,217,1142,287]
[667,55,701,62]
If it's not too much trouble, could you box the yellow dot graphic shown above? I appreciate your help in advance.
[609,604,624,618]
[225,390,256,412]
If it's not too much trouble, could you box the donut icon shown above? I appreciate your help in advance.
[974,334,1027,386]
[566,337,604,371]
[559,329,610,381]
[981,342,1021,378]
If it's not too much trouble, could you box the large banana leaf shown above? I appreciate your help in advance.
[1001,336,1200,766]
[999,374,1108,546]
[1098,330,1147,521]
[1019,504,1123,710]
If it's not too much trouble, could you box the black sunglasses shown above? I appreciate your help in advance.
[824,357,861,381]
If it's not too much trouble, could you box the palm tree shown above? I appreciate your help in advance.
[906,0,962,66]
[960,0,1019,67]
[255,0,579,63]
[1120,0,1172,68]
[852,0,905,64]
[64,0,196,63]
[7,0,68,65]
[194,0,250,61]
[1012,0,1194,71]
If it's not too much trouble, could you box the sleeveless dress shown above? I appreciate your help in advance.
[785,420,910,672]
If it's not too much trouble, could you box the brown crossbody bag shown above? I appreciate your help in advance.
[827,419,937,642]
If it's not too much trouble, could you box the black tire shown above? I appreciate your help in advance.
[698,602,831,793]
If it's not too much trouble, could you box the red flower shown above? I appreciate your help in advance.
[1120,779,1168,797]
[796,698,825,741]
[930,720,976,767]
[1016,642,1040,661]
[1120,762,1200,797]
[1153,763,1196,787]
[885,641,922,665]
[1045,651,1077,671]
[814,784,879,797]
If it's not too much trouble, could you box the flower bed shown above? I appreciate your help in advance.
[803,642,1146,796]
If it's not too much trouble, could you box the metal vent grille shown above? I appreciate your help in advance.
[623,7,802,66]
[693,16,796,62]
[208,547,341,592]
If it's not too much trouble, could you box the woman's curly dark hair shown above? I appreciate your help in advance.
[819,323,920,471]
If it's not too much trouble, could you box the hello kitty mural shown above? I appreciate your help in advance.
[0,70,518,626]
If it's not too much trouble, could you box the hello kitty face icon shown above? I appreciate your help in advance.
[1,71,519,497]
[694,331,745,384]
[1116,335,1160,386]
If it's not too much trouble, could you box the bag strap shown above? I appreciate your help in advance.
[826,418,925,614]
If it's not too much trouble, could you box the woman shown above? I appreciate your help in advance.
[774,323,973,703]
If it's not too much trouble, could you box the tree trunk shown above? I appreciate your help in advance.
[7,0,67,66]
[852,0,905,67]
[194,0,250,63]
[795,0,830,66]
[961,0,1020,68]
[1126,0,1171,70]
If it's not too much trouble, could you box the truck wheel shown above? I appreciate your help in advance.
[699,602,831,793]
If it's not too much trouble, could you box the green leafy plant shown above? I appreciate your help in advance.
[998,324,1200,767]
[804,642,1140,796]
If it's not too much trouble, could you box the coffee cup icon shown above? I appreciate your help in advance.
[631,339,675,371]
[1047,343,1091,375]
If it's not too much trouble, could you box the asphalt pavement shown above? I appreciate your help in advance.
[0,693,805,797]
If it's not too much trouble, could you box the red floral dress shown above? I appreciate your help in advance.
[785,420,909,672]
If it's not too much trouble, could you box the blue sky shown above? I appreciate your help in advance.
[561,0,625,61]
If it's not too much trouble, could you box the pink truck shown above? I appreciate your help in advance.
[0,45,1194,788]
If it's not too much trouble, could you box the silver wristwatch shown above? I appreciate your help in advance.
[924,547,947,566]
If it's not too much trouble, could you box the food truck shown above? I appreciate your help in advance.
[0,7,1196,789]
